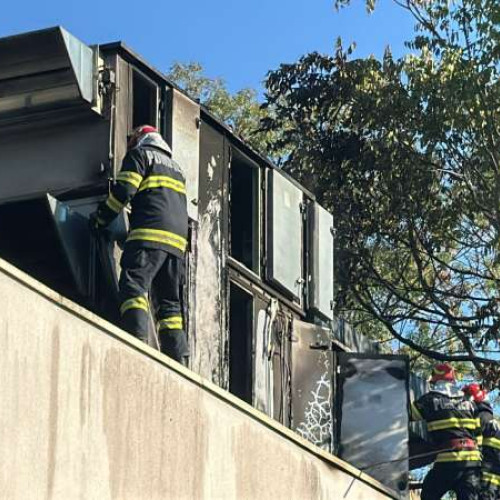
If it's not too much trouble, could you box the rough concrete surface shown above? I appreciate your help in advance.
[0,260,398,500]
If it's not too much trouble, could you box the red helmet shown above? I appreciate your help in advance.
[463,383,488,403]
[127,125,158,149]
[430,363,456,383]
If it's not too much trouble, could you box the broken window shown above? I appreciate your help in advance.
[229,283,253,403]
[229,149,260,274]
[132,69,158,129]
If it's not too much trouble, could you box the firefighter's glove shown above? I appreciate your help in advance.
[89,211,103,235]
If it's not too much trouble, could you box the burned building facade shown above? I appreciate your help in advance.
[0,27,412,496]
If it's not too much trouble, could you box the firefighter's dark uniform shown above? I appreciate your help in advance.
[477,401,500,500]
[95,133,189,362]
[411,387,482,500]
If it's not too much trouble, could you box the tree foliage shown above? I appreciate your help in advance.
[167,62,272,153]
[263,0,500,385]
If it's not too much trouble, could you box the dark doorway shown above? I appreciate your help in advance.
[229,149,260,274]
[229,283,253,403]
[132,69,158,129]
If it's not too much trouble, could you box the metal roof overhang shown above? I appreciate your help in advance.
[0,27,96,125]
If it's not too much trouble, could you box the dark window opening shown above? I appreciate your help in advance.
[132,70,158,129]
[229,283,253,403]
[0,197,121,324]
[229,150,260,273]
[0,198,77,300]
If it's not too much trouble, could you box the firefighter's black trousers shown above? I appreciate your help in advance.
[421,465,481,500]
[118,246,188,362]
[481,481,500,500]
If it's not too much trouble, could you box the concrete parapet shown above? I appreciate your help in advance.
[0,258,399,500]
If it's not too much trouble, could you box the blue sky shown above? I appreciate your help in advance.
[2,0,414,94]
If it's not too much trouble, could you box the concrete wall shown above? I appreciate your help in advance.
[0,258,400,500]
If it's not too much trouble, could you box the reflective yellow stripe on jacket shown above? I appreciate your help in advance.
[484,437,500,450]
[127,228,187,252]
[105,193,125,213]
[117,170,143,189]
[427,418,480,432]
[435,450,482,463]
[138,175,186,194]
[411,402,424,421]
[483,471,500,486]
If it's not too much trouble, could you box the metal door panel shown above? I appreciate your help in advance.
[253,298,274,417]
[308,202,334,320]
[336,353,409,493]
[291,319,333,452]
[167,88,200,221]
[191,121,226,384]
[267,170,303,299]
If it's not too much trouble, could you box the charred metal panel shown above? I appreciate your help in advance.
[191,120,226,385]
[337,353,409,493]
[112,55,131,176]
[291,319,334,452]
[267,169,303,300]
[308,202,334,320]
[0,27,96,123]
[0,117,110,203]
[253,296,274,417]
[185,221,197,368]
[166,88,200,221]
[270,307,292,426]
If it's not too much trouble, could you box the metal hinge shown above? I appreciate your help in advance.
[309,342,330,351]
[98,67,116,96]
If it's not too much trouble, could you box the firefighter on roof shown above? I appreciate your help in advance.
[463,383,500,500]
[91,125,189,364]
[411,363,481,500]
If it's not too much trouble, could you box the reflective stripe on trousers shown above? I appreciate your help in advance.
[120,295,149,315]
[158,315,183,332]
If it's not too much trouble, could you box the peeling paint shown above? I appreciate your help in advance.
[193,195,223,383]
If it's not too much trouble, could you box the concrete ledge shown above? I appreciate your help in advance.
[0,257,400,499]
